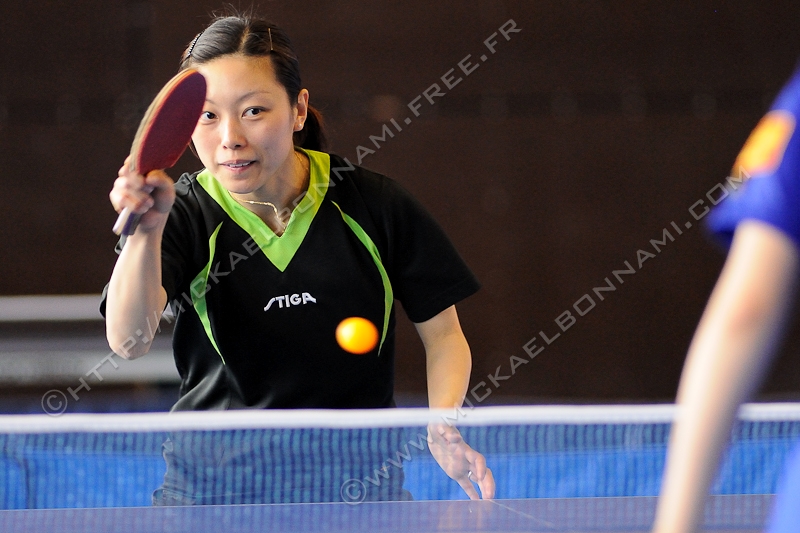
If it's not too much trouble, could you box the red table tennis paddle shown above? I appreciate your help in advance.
[113,69,207,235]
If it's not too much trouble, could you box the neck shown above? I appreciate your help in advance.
[234,149,309,212]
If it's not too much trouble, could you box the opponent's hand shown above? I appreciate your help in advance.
[427,423,495,500]
[110,157,175,233]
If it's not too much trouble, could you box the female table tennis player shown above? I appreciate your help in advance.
[103,11,494,504]
[652,67,800,532]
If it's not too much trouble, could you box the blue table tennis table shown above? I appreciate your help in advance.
[0,495,773,533]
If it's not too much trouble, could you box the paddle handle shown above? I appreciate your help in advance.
[112,207,142,236]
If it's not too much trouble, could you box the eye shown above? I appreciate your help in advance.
[243,107,265,117]
[199,111,216,121]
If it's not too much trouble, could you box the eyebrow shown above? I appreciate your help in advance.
[205,90,274,106]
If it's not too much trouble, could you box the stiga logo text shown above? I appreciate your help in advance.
[264,293,317,311]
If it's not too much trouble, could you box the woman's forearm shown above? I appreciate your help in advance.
[426,331,471,409]
[416,306,472,409]
[105,224,168,359]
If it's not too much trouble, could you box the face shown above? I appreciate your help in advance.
[192,54,308,195]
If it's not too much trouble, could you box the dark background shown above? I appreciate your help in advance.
[2,0,800,408]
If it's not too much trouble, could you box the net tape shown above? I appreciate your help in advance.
[0,402,798,433]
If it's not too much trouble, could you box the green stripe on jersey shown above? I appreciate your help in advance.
[192,222,225,364]
[196,149,330,272]
[331,201,393,355]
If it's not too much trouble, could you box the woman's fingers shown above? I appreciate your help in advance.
[453,453,495,500]
[466,448,488,479]
[456,475,481,500]
[143,170,176,214]
[477,467,496,499]
[109,163,175,231]
[110,176,153,214]
[427,425,496,500]
[464,446,496,498]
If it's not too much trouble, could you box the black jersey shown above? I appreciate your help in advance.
[105,149,479,411]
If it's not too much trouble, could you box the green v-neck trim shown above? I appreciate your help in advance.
[196,149,330,272]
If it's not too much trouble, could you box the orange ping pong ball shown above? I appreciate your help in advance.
[336,317,378,354]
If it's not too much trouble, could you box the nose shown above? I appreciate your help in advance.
[220,118,246,150]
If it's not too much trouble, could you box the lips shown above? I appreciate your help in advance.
[221,160,255,169]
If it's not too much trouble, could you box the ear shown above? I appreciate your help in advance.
[294,89,310,131]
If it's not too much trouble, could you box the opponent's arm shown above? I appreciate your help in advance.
[415,305,496,499]
[652,220,800,533]
[105,161,175,359]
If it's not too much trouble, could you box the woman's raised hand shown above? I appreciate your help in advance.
[110,157,176,234]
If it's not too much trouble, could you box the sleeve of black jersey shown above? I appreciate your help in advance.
[160,175,201,307]
[374,175,480,323]
[98,238,125,318]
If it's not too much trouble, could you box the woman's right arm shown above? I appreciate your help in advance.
[105,160,176,359]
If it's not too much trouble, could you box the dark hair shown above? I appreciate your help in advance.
[180,13,328,152]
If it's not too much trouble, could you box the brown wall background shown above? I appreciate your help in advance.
[3,1,800,403]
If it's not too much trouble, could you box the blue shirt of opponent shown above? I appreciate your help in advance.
[708,67,800,248]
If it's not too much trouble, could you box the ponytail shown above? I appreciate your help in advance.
[294,105,328,152]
